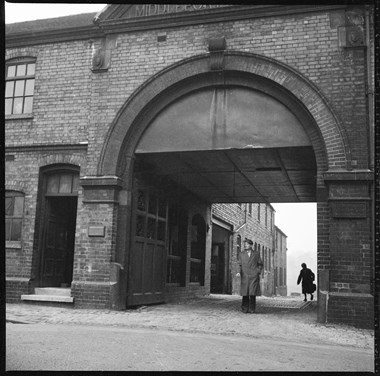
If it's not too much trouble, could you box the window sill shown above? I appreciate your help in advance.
[6,241,22,249]
[5,114,34,120]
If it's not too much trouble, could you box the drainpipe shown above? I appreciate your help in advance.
[365,6,374,171]
[365,6,375,295]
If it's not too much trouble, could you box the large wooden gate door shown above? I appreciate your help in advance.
[128,181,168,306]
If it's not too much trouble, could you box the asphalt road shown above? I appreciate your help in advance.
[6,323,374,372]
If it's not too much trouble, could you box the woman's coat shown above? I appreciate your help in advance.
[297,268,315,294]
[238,248,263,296]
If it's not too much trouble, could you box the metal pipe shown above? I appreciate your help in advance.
[365,5,375,295]
[365,6,374,170]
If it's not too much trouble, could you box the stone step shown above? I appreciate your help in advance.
[21,294,74,303]
[34,287,71,296]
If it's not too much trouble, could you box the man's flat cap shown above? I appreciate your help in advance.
[244,238,253,245]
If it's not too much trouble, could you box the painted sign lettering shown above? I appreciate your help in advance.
[129,4,227,18]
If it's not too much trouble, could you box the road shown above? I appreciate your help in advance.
[6,323,374,372]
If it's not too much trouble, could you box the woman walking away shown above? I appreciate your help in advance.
[297,263,315,302]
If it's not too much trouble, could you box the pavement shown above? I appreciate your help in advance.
[6,294,374,351]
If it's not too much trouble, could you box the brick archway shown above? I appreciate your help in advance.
[99,51,350,180]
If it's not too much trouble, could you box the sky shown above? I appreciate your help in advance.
[5,2,318,296]
[5,2,107,23]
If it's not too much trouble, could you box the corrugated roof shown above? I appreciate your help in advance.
[6,12,98,35]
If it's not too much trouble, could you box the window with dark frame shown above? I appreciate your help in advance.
[190,214,206,284]
[236,235,241,259]
[5,59,36,115]
[5,191,25,241]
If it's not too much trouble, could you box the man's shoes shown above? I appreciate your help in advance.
[303,298,307,302]
[242,307,248,313]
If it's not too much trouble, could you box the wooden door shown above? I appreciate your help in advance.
[128,184,167,306]
[210,243,225,293]
[41,197,77,287]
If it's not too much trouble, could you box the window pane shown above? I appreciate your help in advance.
[27,63,35,75]
[158,199,166,217]
[14,80,25,96]
[5,219,11,241]
[47,174,59,193]
[5,197,13,216]
[5,98,13,115]
[59,173,73,193]
[72,174,79,193]
[148,194,156,215]
[137,190,146,211]
[16,64,26,76]
[13,196,24,216]
[7,65,16,77]
[10,219,22,241]
[13,97,23,114]
[157,220,165,241]
[5,81,14,97]
[136,215,145,237]
[23,97,33,113]
[147,217,156,239]
[25,79,34,95]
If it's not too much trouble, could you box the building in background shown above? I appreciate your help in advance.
[5,4,374,328]
[274,226,288,296]
[211,203,286,297]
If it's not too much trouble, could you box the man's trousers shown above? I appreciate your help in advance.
[241,295,256,313]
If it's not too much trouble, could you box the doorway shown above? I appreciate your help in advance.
[41,196,77,287]
[211,224,231,294]
[39,167,79,288]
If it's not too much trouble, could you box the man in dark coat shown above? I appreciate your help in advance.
[297,263,315,302]
[236,238,263,313]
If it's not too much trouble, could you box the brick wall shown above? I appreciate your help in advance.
[6,7,371,171]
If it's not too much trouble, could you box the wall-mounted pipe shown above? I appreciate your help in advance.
[365,5,375,296]
[365,6,374,170]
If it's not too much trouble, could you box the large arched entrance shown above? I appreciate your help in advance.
[92,51,372,327]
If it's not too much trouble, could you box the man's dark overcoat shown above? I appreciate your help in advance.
[238,248,263,296]
[297,267,315,294]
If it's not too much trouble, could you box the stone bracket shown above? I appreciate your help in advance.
[92,35,118,72]
[337,8,366,48]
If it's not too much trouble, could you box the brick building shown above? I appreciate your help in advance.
[5,4,374,328]
[274,226,288,296]
[211,202,281,297]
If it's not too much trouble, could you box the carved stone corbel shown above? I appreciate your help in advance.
[208,37,226,71]
[92,35,118,72]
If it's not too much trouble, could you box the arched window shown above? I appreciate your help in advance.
[5,191,25,242]
[5,58,36,115]
[190,214,206,284]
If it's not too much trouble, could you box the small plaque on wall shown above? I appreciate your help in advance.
[331,202,367,218]
[88,226,105,237]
